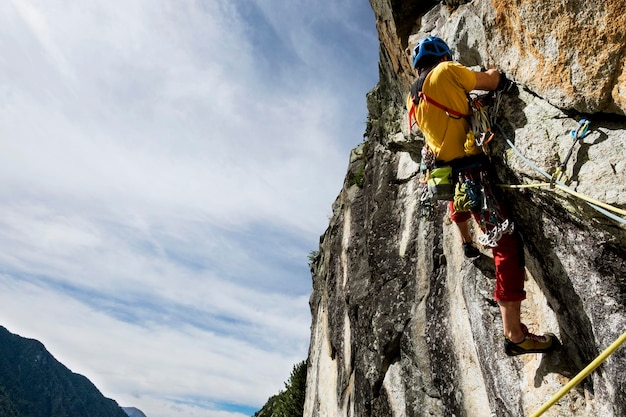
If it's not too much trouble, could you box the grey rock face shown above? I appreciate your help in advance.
[304,1,626,417]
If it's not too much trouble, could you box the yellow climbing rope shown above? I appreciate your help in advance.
[529,330,626,417]
[494,123,626,225]
[498,182,626,217]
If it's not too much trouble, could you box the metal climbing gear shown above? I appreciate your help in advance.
[495,122,626,226]
[453,164,514,247]
[470,96,494,146]
[478,218,515,247]
[551,118,590,184]
[469,90,504,149]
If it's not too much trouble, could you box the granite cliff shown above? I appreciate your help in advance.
[304,1,626,416]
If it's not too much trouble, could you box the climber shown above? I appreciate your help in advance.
[407,35,558,356]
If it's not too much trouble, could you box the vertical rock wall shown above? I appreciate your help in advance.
[304,1,626,416]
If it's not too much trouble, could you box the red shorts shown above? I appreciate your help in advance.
[449,201,526,302]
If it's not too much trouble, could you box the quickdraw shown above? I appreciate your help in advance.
[550,118,590,185]
[470,98,493,146]
[469,90,504,148]
[478,218,515,247]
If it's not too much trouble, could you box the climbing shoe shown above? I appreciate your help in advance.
[463,242,481,258]
[504,324,558,356]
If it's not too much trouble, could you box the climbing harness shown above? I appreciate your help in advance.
[453,163,514,247]
[409,69,515,244]
[413,84,514,246]
[456,91,513,248]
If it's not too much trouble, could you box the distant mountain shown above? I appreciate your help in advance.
[122,407,148,417]
[0,325,129,417]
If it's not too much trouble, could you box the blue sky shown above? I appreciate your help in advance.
[0,1,378,416]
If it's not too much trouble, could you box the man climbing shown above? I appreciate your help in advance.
[407,35,557,356]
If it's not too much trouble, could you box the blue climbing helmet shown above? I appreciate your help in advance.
[411,36,452,69]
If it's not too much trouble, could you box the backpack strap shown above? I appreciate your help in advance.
[418,92,470,119]
[408,68,433,130]
[408,66,470,129]
[408,65,473,162]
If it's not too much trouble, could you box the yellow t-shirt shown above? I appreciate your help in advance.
[408,61,477,162]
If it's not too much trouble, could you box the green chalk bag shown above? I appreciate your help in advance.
[427,166,454,201]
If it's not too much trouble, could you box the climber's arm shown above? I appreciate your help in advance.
[474,69,501,91]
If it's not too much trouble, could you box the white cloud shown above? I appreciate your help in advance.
[0,0,378,416]
[0,278,301,417]
[2,0,351,231]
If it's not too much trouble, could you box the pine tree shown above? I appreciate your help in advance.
[254,360,307,417]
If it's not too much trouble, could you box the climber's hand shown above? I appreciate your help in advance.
[497,73,515,93]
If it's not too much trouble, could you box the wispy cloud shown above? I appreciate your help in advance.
[0,0,378,416]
